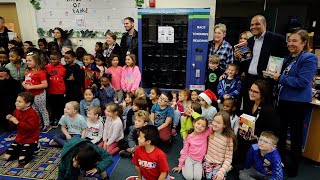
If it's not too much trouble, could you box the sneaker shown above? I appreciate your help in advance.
[34,142,41,154]
[49,139,58,146]
[171,128,177,136]
[42,125,52,133]
[51,120,59,128]
[119,150,132,158]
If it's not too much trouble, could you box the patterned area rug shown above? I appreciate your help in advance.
[0,132,120,180]
[0,146,60,179]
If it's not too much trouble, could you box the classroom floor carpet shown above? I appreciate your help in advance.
[0,132,120,180]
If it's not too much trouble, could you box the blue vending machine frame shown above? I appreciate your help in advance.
[138,8,210,91]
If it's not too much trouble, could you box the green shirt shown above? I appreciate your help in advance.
[5,61,26,82]
[180,112,201,140]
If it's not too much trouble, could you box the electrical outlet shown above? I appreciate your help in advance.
[78,39,83,46]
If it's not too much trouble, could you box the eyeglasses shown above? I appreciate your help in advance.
[257,137,273,145]
[159,97,169,103]
[249,89,260,94]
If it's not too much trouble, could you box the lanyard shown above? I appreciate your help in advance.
[282,52,303,74]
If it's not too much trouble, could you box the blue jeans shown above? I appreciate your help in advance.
[53,133,81,146]
[173,110,181,127]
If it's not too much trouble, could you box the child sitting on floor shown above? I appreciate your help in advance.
[99,102,124,155]
[131,125,170,180]
[58,138,113,180]
[239,131,283,180]
[150,92,175,143]
[172,117,211,180]
[125,97,148,134]
[120,110,149,158]
[180,101,202,140]
[85,105,104,144]
[198,89,218,123]
[4,92,40,164]
[50,101,87,146]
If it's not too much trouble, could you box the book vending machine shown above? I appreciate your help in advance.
[138,8,210,91]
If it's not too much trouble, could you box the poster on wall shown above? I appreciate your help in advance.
[35,0,137,38]
[75,15,85,28]
[158,26,174,43]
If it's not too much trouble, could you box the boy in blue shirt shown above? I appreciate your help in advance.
[239,131,283,180]
[150,92,174,143]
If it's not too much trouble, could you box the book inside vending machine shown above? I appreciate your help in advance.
[138,8,210,91]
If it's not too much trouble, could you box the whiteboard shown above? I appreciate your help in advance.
[35,0,138,37]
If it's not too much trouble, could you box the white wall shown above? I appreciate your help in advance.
[0,0,216,52]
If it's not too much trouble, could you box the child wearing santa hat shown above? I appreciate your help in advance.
[198,89,218,123]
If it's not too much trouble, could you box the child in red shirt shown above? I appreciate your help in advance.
[45,52,66,127]
[4,92,40,164]
[22,51,51,133]
[132,125,170,180]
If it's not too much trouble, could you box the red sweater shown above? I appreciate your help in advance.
[45,63,66,94]
[12,108,40,144]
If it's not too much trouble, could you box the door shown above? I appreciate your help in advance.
[0,3,21,39]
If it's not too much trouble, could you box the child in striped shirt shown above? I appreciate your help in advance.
[203,111,236,180]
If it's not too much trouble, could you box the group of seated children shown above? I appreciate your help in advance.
[3,85,283,180]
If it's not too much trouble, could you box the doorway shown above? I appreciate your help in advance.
[0,3,21,39]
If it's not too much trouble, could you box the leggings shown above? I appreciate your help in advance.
[32,91,50,126]
[6,142,37,163]
[182,156,203,180]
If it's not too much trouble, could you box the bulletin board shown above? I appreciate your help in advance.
[35,0,138,38]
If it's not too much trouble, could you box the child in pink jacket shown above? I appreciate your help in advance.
[121,54,141,94]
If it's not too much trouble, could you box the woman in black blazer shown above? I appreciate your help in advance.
[103,32,122,67]
[234,80,280,167]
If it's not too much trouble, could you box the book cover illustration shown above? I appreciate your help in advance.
[239,113,256,140]
[266,56,284,74]
[234,41,252,62]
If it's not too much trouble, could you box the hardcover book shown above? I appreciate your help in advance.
[234,41,252,62]
[239,113,256,140]
[266,56,284,74]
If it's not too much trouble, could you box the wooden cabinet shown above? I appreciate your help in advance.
[303,100,320,162]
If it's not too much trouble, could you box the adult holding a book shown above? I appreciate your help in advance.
[207,23,234,71]
[234,80,280,169]
[265,29,318,177]
[238,15,289,107]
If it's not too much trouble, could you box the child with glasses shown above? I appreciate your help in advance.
[239,131,283,180]
[150,92,174,143]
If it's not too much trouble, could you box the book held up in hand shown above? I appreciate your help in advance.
[239,113,256,140]
[234,41,252,62]
[266,56,284,74]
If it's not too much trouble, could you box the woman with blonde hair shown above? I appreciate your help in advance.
[207,23,234,71]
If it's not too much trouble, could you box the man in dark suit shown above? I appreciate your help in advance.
[238,15,289,107]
